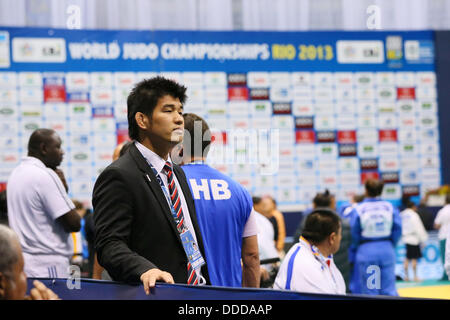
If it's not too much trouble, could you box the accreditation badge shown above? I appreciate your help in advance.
[180,229,205,270]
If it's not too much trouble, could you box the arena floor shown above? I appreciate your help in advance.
[396,280,450,300]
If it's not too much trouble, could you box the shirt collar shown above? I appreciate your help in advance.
[299,236,332,265]
[22,156,46,169]
[135,141,172,175]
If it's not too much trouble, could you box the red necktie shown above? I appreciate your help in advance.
[163,161,199,285]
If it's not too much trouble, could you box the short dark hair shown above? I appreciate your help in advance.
[365,178,384,197]
[402,195,415,209]
[127,76,187,141]
[252,196,262,205]
[27,128,56,154]
[302,209,341,244]
[183,113,211,159]
[313,189,333,208]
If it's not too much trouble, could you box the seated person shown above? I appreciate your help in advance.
[274,209,346,294]
[0,224,59,300]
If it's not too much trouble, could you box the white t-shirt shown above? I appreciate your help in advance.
[254,210,279,272]
[274,237,346,295]
[7,157,75,275]
[435,204,450,240]
[400,208,428,245]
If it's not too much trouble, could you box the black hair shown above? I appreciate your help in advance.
[401,195,416,209]
[127,76,187,141]
[27,128,56,155]
[313,189,334,208]
[365,178,384,197]
[182,113,211,159]
[252,196,262,205]
[302,208,341,244]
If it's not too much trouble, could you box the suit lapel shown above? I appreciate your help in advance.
[129,144,181,242]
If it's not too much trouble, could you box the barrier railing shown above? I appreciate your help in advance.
[27,278,408,300]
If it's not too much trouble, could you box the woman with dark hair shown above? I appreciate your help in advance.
[273,209,346,294]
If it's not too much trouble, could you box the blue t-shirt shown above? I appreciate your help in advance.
[182,163,253,287]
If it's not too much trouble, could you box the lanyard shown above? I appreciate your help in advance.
[300,237,338,291]
[146,161,186,231]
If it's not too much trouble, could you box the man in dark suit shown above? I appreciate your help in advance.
[92,77,210,294]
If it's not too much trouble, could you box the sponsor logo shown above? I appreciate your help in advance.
[73,153,88,161]
[92,107,114,118]
[247,72,269,88]
[337,41,384,63]
[316,131,336,143]
[381,171,399,183]
[339,144,357,156]
[397,88,415,100]
[67,92,89,102]
[360,159,378,170]
[12,38,66,63]
[295,116,314,129]
[361,171,379,184]
[24,123,39,130]
[227,73,247,86]
[272,102,292,115]
[337,130,357,144]
[379,130,397,142]
[402,185,420,197]
[295,130,315,144]
[44,86,66,103]
[250,88,269,100]
[0,107,13,115]
[386,36,403,60]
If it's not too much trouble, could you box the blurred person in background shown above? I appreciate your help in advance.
[252,197,280,288]
[434,194,450,281]
[268,197,286,257]
[400,196,428,282]
[349,179,402,296]
[7,128,81,278]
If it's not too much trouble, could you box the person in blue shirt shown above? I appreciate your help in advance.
[178,113,260,288]
[349,178,402,296]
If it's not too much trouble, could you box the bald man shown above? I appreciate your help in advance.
[7,128,81,278]
[0,225,60,300]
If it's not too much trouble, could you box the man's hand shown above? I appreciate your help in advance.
[53,168,69,192]
[140,268,174,295]
[28,280,60,300]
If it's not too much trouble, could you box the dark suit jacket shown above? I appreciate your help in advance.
[92,143,210,284]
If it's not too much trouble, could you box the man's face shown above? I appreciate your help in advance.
[1,240,27,300]
[145,95,184,146]
[330,224,342,255]
[42,133,64,169]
